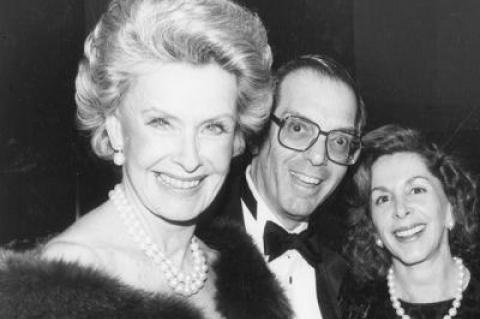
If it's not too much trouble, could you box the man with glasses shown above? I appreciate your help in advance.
[199,55,366,319]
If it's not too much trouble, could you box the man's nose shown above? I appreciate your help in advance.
[303,135,328,166]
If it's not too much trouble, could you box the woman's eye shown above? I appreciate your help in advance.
[373,195,389,206]
[411,187,426,195]
[148,117,170,128]
[204,122,226,135]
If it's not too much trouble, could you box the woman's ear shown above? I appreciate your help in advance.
[105,113,124,151]
[374,235,384,248]
[445,202,455,230]
[233,131,245,157]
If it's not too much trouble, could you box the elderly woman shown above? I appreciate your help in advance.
[341,124,480,318]
[0,0,292,318]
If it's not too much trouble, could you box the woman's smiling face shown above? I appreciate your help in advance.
[370,151,454,266]
[107,62,240,222]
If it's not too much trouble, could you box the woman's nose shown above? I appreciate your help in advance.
[174,132,201,173]
[394,199,411,219]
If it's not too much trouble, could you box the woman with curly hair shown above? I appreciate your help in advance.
[0,0,292,318]
[341,124,480,318]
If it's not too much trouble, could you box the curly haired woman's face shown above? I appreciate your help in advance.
[107,62,240,222]
[370,152,454,267]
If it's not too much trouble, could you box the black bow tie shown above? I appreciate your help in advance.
[263,221,321,265]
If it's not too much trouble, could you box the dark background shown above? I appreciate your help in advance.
[1,0,479,245]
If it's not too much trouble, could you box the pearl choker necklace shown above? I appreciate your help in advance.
[387,257,465,319]
[109,184,208,297]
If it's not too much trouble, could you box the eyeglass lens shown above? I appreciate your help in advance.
[278,116,360,164]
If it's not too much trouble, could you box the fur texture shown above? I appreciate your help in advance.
[200,219,292,319]
[0,220,291,319]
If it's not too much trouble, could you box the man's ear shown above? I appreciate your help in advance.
[105,113,124,150]
[233,131,245,157]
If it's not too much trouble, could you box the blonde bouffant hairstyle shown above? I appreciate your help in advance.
[75,0,273,159]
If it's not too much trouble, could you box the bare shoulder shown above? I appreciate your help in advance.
[42,202,118,269]
[42,240,104,269]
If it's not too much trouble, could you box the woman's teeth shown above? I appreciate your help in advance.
[394,224,426,238]
[158,174,200,189]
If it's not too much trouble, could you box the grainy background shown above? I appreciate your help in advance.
[1,0,479,245]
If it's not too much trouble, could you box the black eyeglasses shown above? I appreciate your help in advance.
[270,114,362,166]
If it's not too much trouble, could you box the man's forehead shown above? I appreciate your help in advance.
[276,70,357,130]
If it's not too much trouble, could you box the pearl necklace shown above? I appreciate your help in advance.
[109,184,208,297]
[387,257,465,319]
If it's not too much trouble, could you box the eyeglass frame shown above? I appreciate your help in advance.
[270,113,362,166]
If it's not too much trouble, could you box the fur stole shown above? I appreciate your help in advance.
[198,219,292,319]
[0,219,292,319]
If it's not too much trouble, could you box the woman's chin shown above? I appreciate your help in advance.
[162,215,199,226]
[152,208,203,226]
[392,249,437,267]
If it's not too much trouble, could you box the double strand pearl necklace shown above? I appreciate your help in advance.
[387,257,465,319]
[109,184,208,297]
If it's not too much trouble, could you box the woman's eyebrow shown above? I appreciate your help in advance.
[371,186,388,193]
[406,176,431,184]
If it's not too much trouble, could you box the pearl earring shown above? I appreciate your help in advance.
[113,149,125,166]
[447,221,455,230]
[375,238,384,248]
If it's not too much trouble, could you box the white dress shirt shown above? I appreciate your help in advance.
[242,165,323,319]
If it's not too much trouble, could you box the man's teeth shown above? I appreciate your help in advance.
[291,172,321,185]
[158,174,200,189]
[394,224,426,238]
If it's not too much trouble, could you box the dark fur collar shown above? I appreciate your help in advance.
[199,219,292,319]
[0,219,292,319]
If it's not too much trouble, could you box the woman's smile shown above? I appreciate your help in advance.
[156,172,204,190]
[371,152,453,265]
[108,62,239,222]
[392,223,426,241]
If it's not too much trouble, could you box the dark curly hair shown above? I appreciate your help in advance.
[344,124,479,283]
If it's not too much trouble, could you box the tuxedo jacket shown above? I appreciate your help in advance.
[197,156,348,319]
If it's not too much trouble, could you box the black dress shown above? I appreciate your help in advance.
[340,269,480,319]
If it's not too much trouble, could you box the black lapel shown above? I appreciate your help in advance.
[315,264,340,319]
[222,172,246,225]
[307,228,347,319]
[239,171,257,219]
[216,158,257,227]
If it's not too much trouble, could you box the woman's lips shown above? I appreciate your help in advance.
[393,224,426,240]
[156,173,203,190]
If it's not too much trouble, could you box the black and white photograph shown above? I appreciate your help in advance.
[1,1,479,318]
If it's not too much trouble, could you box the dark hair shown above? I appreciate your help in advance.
[345,124,479,282]
[273,54,366,134]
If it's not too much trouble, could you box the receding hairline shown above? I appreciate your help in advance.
[275,67,359,111]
